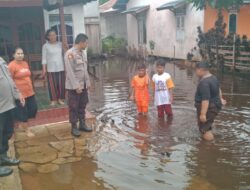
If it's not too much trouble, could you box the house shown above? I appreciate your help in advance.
[0,0,100,74]
[123,0,204,60]
[100,0,127,40]
[204,1,250,37]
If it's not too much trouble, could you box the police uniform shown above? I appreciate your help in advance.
[64,47,90,127]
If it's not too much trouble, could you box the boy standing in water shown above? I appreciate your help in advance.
[130,64,150,115]
[152,59,175,119]
[195,61,226,141]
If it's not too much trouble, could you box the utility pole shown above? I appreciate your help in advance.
[58,0,68,52]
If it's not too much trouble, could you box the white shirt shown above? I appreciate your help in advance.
[152,72,174,106]
[42,42,64,72]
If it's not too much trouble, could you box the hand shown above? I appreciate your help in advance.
[20,96,25,107]
[221,98,227,106]
[42,69,47,78]
[76,88,83,94]
[129,95,135,101]
[170,96,174,104]
[87,85,93,92]
[200,114,207,123]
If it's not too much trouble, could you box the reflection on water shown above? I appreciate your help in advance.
[22,58,250,190]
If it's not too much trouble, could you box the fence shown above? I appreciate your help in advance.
[211,45,250,71]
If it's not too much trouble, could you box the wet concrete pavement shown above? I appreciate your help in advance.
[2,58,250,190]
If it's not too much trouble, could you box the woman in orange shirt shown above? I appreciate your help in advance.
[130,64,150,115]
[8,47,37,137]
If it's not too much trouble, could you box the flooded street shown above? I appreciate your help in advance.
[21,58,250,190]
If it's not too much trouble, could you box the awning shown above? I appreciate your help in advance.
[43,0,95,11]
[113,0,129,10]
[0,0,43,8]
[101,8,119,14]
[157,0,186,11]
[122,5,149,14]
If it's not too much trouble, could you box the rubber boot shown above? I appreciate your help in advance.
[1,152,20,166]
[71,124,81,137]
[0,159,13,177]
[79,119,92,132]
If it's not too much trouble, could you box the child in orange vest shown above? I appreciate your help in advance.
[130,64,150,115]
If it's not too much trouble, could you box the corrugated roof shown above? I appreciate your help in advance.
[0,0,95,9]
[122,5,149,14]
[43,0,95,10]
[99,0,117,12]
[157,0,186,11]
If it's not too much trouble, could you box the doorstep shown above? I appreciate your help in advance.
[28,107,95,127]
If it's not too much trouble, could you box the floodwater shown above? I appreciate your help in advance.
[21,58,250,190]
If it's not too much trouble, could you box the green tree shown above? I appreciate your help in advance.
[188,0,244,10]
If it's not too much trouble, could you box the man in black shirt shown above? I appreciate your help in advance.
[195,61,226,141]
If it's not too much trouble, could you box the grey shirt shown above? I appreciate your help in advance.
[64,47,90,90]
[0,57,20,114]
[42,42,65,72]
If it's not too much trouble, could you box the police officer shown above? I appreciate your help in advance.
[0,57,24,177]
[64,34,93,137]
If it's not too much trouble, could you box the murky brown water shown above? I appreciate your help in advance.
[21,58,250,190]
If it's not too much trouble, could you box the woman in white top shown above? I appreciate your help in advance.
[42,29,65,106]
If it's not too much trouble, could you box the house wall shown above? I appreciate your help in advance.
[43,4,86,37]
[204,4,250,37]
[101,12,127,39]
[84,1,100,18]
[126,0,204,59]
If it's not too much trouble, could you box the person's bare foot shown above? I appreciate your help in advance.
[58,99,65,105]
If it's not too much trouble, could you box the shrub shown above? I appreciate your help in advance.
[102,36,127,55]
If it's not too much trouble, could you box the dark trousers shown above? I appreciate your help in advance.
[68,89,88,125]
[157,104,173,118]
[47,71,66,101]
[15,95,38,122]
[0,109,14,154]
[196,103,219,134]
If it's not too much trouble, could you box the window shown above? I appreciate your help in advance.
[49,14,74,47]
[176,15,185,30]
[229,14,237,34]
[0,25,13,62]
[176,15,185,41]
[137,16,147,44]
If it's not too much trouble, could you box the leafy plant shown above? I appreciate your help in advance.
[149,40,156,55]
[102,36,127,55]
[188,0,244,10]
[191,11,250,69]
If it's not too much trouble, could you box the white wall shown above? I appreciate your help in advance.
[84,1,100,18]
[101,12,127,39]
[43,4,86,38]
[126,0,204,59]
